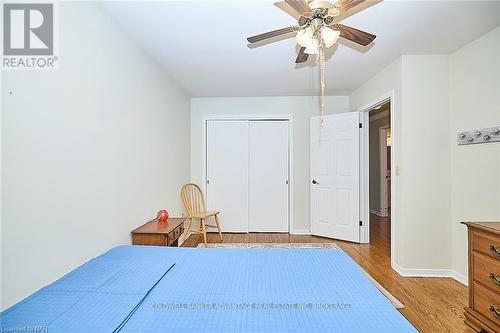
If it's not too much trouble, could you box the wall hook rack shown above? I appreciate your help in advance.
[457,126,500,145]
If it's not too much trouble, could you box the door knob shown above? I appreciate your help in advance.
[312,180,319,185]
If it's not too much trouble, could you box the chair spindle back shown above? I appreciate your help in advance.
[180,183,206,217]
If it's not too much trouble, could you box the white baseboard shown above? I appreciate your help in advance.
[181,230,313,240]
[393,263,468,286]
[393,263,451,277]
[290,229,311,235]
[450,271,468,286]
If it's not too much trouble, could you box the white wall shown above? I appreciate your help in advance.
[0,70,3,310]
[350,57,403,264]
[399,55,451,270]
[1,3,190,309]
[191,96,350,233]
[450,27,500,280]
[350,27,500,282]
[351,55,452,273]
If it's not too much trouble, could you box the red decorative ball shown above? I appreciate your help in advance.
[156,210,169,223]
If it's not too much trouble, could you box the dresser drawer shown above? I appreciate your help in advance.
[472,231,500,261]
[473,282,500,324]
[474,252,500,292]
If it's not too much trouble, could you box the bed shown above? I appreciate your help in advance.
[1,245,417,332]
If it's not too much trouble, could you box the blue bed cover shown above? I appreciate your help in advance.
[1,245,417,332]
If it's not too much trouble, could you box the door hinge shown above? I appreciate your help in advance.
[359,123,363,128]
[206,179,210,185]
[359,221,363,226]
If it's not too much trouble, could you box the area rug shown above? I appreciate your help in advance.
[197,242,404,310]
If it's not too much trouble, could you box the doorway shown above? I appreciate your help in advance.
[357,91,396,269]
[368,102,391,249]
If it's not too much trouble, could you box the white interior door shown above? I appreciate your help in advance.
[248,121,289,232]
[206,120,248,232]
[310,113,360,242]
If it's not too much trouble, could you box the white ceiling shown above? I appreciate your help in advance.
[99,0,500,97]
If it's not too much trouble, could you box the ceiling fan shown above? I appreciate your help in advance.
[247,0,380,63]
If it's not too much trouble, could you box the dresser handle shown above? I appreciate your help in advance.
[490,245,500,257]
[490,273,500,286]
[489,305,500,319]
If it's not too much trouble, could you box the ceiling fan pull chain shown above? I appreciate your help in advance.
[319,42,326,128]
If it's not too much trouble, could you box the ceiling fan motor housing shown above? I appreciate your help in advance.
[307,0,333,10]
[299,1,340,28]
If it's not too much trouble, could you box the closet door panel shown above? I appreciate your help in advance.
[248,121,289,232]
[206,120,248,232]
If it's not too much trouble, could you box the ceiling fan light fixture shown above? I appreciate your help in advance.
[246,0,380,125]
[296,26,314,47]
[304,38,320,54]
[321,26,340,48]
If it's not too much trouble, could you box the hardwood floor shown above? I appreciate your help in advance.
[182,215,472,333]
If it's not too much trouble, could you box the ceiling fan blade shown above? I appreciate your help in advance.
[334,0,367,14]
[295,47,309,63]
[332,23,376,46]
[333,0,382,22]
[284,0,311,15]
[275,1,301,19]
[247,26,297,43]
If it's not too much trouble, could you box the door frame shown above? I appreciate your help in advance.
[357,91,396,271]
[379,125,390,217]
[202,115,294,233]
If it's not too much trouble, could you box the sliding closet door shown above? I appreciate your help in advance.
[206,121,249,232]
[248,121,289,232]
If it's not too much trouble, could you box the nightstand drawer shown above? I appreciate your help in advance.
[167,226,182,246]
[132,234,166,246]
[473,282,500,324]
[472,231,500,261]
[131,218,186,247]
[473,252,500,292]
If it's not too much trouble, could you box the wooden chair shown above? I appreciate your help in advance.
[180,183,223,244]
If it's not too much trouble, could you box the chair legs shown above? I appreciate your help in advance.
[184,215,221,245]
[200,218,207,245]
[214,214,223,241]
[183,218,193,243]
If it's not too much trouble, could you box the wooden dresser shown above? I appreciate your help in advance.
[131,218,186,247]
[462,222,500,333]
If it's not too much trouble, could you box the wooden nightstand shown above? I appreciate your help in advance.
[131,218,186,247]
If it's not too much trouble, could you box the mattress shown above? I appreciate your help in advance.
[1,245,417,333]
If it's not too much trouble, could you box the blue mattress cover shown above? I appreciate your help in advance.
[1,245,417,333]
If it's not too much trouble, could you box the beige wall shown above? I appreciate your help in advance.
[1,3,190,309]
[190,96,350,233]
[369,114,390,212]
[450,27,500,279]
